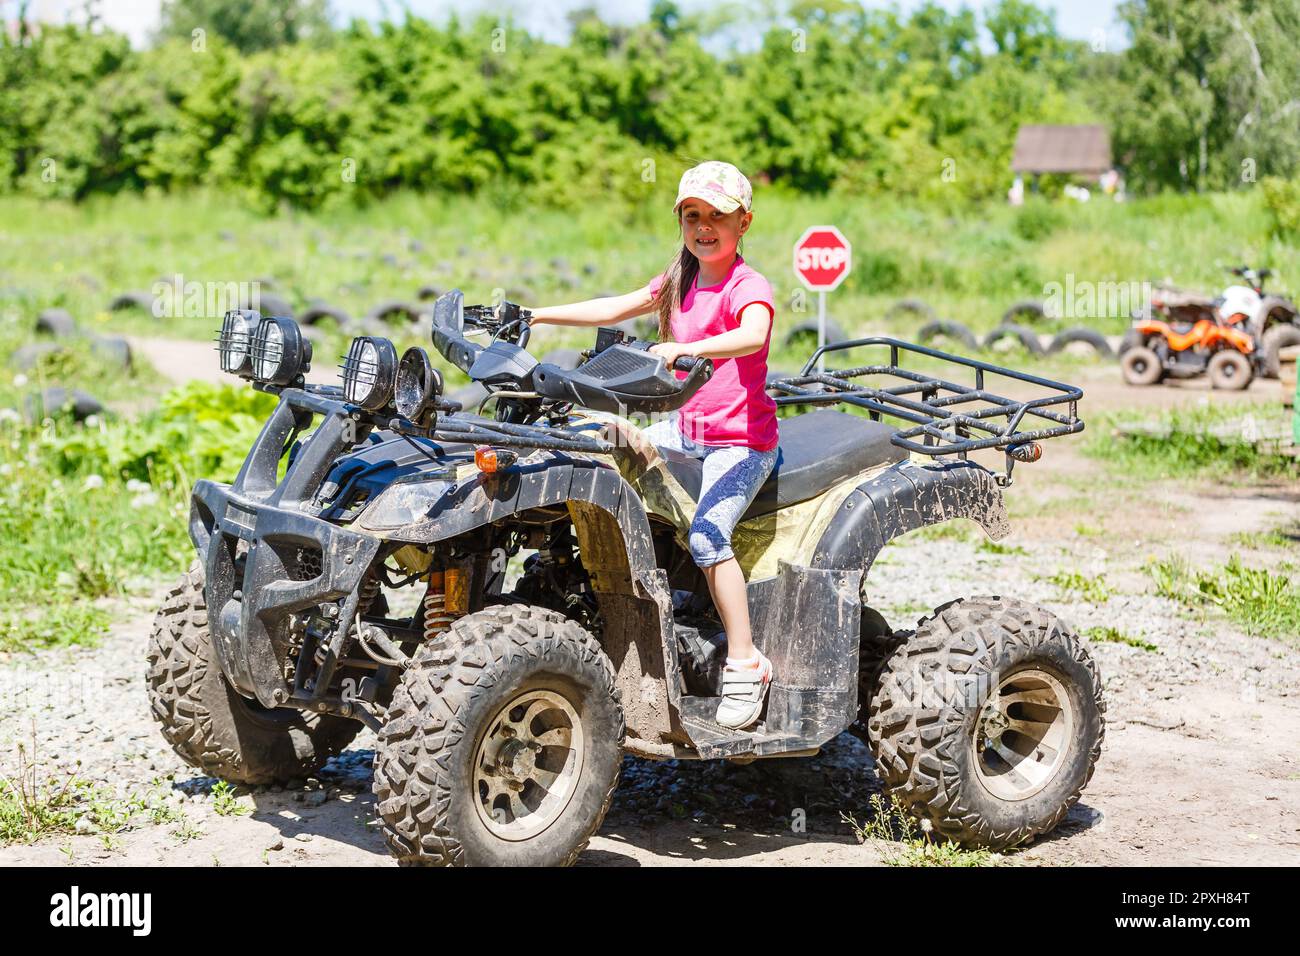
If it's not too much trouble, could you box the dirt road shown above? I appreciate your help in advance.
[2,358,1297,867]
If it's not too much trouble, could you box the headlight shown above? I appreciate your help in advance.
[216,309,258,377]
[341,336,397,409]
[251,316,311,385]
[395,347,443,427]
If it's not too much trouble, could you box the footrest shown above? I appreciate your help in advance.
[677,695,806,759]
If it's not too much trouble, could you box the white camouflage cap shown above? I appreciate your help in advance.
[673,161,753,215]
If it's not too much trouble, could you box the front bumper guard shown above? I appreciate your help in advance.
[188,389,383,709]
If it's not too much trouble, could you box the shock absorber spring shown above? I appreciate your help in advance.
[423,571,456,641]
[358,571,382,616]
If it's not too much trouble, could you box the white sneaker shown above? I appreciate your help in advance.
[715,650,773,730]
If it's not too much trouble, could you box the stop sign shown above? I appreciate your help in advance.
[793,226,852,292]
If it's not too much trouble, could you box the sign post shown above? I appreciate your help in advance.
[793,226,852,372]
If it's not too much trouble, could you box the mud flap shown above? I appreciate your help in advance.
[753,560,861,746]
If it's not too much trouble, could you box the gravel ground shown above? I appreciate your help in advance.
[1,363,1297,866]
[2,526,1297,867]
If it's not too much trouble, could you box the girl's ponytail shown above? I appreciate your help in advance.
[655,243,700,343]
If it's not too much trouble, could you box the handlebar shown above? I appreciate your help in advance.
[430,288,715,415]
[1227,265,1272,281]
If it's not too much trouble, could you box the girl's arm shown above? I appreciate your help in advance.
[650,303,773,363]
[530,288,656,327]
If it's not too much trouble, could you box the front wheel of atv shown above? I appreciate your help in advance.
[1120,345,1163,385]
[867,596,1105,850]
[146,561,362,785]
[373,605,624,866]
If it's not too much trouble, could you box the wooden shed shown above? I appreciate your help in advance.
[1011,125,1112,177]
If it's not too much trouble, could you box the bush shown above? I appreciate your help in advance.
[0,8,1102,210]
[0,381,274,651]
[1260,176,1300,239]
[1013,199,1065,241]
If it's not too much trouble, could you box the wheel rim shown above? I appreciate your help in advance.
[972,668,1074,801]
[472,688,585,841]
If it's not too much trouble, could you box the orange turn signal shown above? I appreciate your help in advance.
[475,446,518,474]
[1007,442,1042,463]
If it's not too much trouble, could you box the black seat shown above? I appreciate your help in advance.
[660,409,907,520]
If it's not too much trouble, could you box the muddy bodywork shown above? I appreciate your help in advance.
[190,392,383,711]
[189,385,1010,760]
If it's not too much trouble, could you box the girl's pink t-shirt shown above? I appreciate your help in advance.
[645,255,779,451]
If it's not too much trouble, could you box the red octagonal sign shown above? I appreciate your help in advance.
[793,225,852,292]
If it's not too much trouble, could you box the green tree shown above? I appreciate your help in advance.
[1112,0,1300,192]
[156,0,332,53]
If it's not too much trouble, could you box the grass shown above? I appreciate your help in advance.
[0,186,1292,656]
[210,781,251,818]
[0,381,275,652]
[841,794,1002,867]
[5,186,1278,372]
[0,734,185,844]
[1085,401,1298,480]
[1041,569,1113,603]
[978,538,1028,556]
[901,521,980,544]
[0,740,84,843]
[1230,522,1300,551]
[1083,625,1158,652]
[1148,554,1299,642]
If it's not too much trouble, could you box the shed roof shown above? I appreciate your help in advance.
[1012,125,1112,174]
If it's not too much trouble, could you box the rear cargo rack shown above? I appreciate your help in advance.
[768,337,1083,479]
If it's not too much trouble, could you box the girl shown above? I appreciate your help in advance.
[529,161,779,730]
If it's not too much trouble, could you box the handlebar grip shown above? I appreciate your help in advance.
[672,356,703,373]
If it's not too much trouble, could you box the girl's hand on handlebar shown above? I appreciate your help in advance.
[649,341,697,368]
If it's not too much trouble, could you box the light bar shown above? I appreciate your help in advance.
[340,336,398,409]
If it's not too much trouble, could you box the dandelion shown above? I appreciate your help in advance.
[0,408,19,424]
[12,374,28,388]
[131,490,159,509]
[126,478,150,493]
[82,474,104,490]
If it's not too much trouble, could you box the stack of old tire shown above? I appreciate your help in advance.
[909,299,1112,359]
[10,306,138,423]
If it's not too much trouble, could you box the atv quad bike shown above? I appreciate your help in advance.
[1120,311,1257,390]
[1123,265,1300,379]
[148,294,1104,865]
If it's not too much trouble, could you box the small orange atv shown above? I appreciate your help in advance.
[1119,310,1255,390]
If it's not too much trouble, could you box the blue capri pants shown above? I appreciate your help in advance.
[640,414,779,568]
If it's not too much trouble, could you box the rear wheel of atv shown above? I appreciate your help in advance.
[146,561,362,785]
[373,605,624,866]
[867,596,1104,850]
[1260,324,1300,378]
[848,607,907,744]
[1120,345,1162,385]
[1207,350,1253,390]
